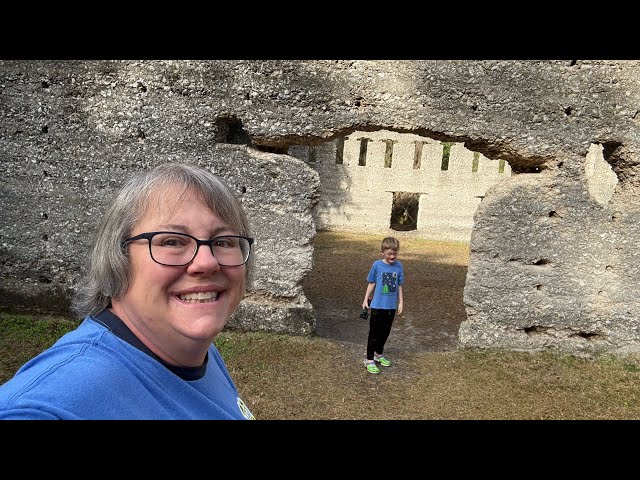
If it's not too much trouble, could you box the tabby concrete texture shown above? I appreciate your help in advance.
[1,60,639,355]
[288,130,512,242]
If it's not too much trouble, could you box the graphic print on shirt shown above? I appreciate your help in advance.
[381,272,398,294]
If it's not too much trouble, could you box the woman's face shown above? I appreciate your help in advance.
[111,185,247,364]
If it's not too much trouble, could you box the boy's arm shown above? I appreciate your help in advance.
[363,283,375,309]
[397,285,404,315]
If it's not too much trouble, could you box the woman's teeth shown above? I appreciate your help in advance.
[179,291,219,303]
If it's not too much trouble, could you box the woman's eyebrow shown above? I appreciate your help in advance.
[155,223,189,232]
[154,224,236,236]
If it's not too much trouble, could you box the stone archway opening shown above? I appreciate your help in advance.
[390,192,420,231]
[289,129,525,353]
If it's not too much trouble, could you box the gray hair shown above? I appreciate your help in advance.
[72,162,254,318]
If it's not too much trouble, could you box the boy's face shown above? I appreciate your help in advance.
[382,248,398,264]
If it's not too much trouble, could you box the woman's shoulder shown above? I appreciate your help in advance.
[0,319,154,418]
[2,319,130,395]
[0,325,101,400]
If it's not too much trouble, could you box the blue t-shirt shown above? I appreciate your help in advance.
[0,314,255,420]
[366,259,404,310]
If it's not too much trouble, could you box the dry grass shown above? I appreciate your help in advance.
[225,230,640,420]
[2,231,640,420]
[220,330,640,420]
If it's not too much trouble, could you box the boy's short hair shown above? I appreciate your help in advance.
[381,236,400,251]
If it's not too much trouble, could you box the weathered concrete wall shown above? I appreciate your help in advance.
[1,60,639,355]
[289,130,512,242]
[0,141,320,334]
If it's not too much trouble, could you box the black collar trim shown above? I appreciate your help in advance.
[92,309,207,381]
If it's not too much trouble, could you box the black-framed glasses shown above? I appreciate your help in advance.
[124,231,254,267]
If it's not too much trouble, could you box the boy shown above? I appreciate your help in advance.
[361,236,404,374]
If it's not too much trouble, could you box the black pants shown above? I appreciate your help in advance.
[366,308,396,360]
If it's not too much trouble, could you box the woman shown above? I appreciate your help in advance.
[0,162,256,419]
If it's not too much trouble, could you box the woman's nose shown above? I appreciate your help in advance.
[187,244,221,273]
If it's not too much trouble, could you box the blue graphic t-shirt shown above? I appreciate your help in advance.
[366,259,404,310]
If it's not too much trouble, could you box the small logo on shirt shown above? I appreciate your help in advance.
[237,397,255,420]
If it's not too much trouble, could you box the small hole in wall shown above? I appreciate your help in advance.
[513,164,542,173]
[255,145,288,154]
[564,106,572,115]
[576,331,598,340]
[217,117,251,145]
[533,259,550,266]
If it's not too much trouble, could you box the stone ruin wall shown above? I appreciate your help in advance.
[290,130,514,243]
[290,132,618,244]
[1,60,639,357]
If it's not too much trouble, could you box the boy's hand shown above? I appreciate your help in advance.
[397,303,403,315]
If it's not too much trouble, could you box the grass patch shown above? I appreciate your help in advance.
[0,312,78,383]
[3,311,640,419]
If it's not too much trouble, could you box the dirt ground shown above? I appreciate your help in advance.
[303,230,470,361]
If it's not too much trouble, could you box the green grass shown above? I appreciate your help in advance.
[0,313,79,381]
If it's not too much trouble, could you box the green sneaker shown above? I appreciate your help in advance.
[364,360,380,374]
[374,355,391,367]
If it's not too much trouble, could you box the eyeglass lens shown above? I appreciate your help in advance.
[149,233,250,266]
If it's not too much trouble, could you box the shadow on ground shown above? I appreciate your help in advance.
[303,231,470,358]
